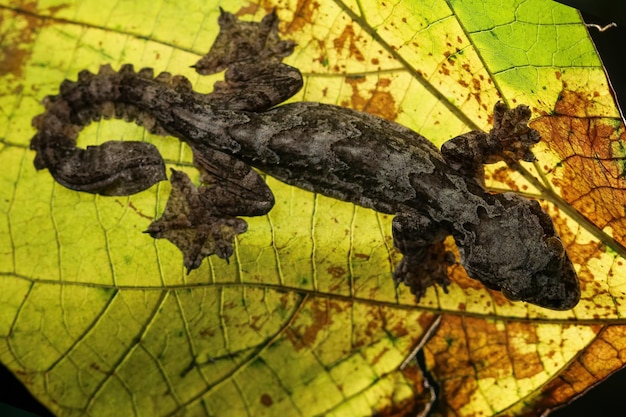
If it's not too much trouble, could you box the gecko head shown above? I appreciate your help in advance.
[462,195,580,310]
[499,236,580,310]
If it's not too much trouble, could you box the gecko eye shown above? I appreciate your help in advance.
[544,236,565,264]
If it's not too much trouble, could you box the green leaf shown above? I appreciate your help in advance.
[1,0,625,416]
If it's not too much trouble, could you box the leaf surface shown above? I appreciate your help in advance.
[0,0,625,415]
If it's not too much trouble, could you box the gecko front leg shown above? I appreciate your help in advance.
[440,102,540,184]
[392,212,455,298]
[145,148,274,272]
[142,9,298,271]
[192,8,302,112]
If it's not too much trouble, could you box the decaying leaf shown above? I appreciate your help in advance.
[0,0,625,416]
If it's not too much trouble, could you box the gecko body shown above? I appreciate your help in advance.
[30,10,579,309]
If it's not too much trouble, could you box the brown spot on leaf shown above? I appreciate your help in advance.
[199,328,214,337]
[90,363,103,372]
[370,346,390,365]
[114,200,153,220]
[0,3,69,78]
[327,265,346,278]
[286,298,332,351]
[418,312,438,332]
[344,76,398,121]
[333,24,365,62]
[472,77,481,92]
[283,0,320,33]
[14,370,34,387]
[506,322,543,379]
[377,78,391,88]
[554,90,596,118]
[490,166,523,192]
[234,3,260,16]
[249,314,267,331]
[260,393,273,407]
[440,63,450,76]
[531,89,626,247]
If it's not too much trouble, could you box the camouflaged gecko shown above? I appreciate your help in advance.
[30,10,580,310]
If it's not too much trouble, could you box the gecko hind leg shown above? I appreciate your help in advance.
[392,212,455,300]
[145,147,274,272]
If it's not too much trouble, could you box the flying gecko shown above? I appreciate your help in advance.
[30,10,580,310]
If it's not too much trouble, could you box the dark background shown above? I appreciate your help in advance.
[1,2,625,417]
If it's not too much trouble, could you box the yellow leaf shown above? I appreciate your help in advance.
[1,0,624,416]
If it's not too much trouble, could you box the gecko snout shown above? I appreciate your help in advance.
[504,250,580,310]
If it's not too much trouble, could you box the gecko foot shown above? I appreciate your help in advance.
[440,102,541,182]
[488,102,541,164]
[393,242,454,300]
[144,169,247,273]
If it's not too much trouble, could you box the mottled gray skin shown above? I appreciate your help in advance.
[173,100,579,310]
[30,10,579,310]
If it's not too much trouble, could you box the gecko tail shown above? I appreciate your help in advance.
[31,136,166,196]
[29,63,195,195]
